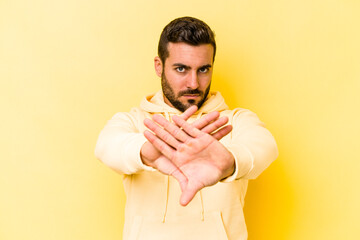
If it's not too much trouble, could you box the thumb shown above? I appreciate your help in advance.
[179,182,202,206]
[170,168,188,193]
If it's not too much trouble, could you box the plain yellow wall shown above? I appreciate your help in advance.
[1,0,359,239]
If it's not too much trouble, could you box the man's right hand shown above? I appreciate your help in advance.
[140,106,232,192]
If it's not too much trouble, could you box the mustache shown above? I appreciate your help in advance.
[178,89,203,96]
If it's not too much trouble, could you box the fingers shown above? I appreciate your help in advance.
[172,115,203,138]
[152,114,191,143]
[174,112,231,139]
[179,105,198,120]
[146,109,230,146]
[211,125,233,140]
[169,167,188,192]
[143,130,175,160]
[201,116,229,134]
[179,182,203,206]
[144,117,182,149]
[191,111,220,130]
[145,112,233,153]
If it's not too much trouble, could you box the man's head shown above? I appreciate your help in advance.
[154,17,216,112]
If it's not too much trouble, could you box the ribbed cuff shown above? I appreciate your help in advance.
[131,135,156,172]
[220,144,253,182]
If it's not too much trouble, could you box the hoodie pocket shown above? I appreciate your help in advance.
[128,211,228,240]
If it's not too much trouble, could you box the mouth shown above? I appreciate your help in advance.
[182,94,200,99]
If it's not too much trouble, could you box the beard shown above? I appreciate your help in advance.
[161,71,211,112]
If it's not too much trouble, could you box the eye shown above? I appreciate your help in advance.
[176,67,185,73]
[199,67,209,73]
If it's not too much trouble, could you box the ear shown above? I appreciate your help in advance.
[154,56,163,77]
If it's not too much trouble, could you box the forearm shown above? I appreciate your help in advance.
[94,112,153,175]
[238,129,278,179]
[95,131,151,174]
[221,109,279,181]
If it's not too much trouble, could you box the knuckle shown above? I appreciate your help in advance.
[161,133,169,141]
[173,127,181,138]
[158,143,166,152]
[178,143,186,152]
[164,121,170,128]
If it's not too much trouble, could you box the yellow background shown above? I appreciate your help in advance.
[1,0,359,239]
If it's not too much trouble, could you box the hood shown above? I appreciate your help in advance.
[140,90,229,114]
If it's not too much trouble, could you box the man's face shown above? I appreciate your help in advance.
[155,42,214,112]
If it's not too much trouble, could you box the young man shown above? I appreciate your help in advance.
[95,17,278,240]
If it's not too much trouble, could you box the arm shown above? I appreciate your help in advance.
[143,108,278,205]
[94,111,152,175]
[95,106,231,176]
[140,106,233,191]
[143,112,234,206]
[222,109,279,182]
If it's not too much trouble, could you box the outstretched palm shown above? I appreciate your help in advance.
[175,135,234,205]
[143,108,234,206]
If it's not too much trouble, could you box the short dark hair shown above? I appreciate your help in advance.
[158,16,216,64]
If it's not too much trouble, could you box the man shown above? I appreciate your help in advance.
[95,17,278,240]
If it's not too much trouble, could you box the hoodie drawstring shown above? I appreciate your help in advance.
[162,110,206,223]
[199,190,205,221]
[196,112,203,121]
[162,110,171,223]
[196,112,205,221]
[162,175,170,223]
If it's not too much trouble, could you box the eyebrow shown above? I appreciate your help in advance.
[172,63,212,69]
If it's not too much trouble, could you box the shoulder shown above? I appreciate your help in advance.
[220,108,260,119]
[106,107,150,131]
[110,107,148,120]
[220,108,265,127]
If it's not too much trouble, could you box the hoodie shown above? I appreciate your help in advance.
[95,91,278,240]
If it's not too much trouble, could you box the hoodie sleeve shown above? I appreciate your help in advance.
[94,112,154,175]
[221,109,278,182]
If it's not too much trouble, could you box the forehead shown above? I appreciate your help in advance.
[165,42,214,66]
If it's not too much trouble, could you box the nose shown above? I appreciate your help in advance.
[186,71,199,89]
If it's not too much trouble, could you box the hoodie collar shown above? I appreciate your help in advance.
[140,90,229,114]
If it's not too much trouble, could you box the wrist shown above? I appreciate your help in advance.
[140,141,162,168]
[140,142,150,167]
[220,154,235,180]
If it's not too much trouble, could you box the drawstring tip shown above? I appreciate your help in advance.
[199,190,205,221]
[162,176,170,224]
